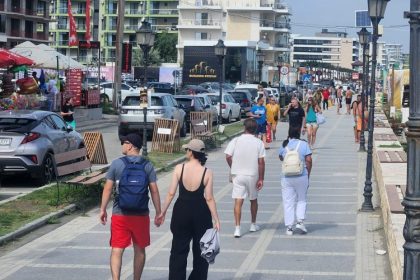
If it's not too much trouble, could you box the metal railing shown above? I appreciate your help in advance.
[180,19,220,26]
[150,9,178,15]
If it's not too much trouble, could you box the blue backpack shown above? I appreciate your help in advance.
[118,157,149,211]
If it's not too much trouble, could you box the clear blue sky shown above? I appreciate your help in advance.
[283,0,410,52]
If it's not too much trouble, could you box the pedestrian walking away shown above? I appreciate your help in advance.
[266,97,280,140]
[248,96,268,148]
[279,126,312,235]
[225,118,265,238]
[283,97,307,135]
[352,95,362,143]
[322,87,330,110]
[345,87,353,114]
[157,139,220,280]
[99,133,162,280]
[305,97,322,149]
[336,86,343,114]
[61,97,76,129]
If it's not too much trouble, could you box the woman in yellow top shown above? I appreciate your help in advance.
[266,97,280,140]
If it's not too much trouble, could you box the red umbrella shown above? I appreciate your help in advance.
[0,49,35,68]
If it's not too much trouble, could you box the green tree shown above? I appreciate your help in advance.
[133,48,162,66]
[154,32,178,63]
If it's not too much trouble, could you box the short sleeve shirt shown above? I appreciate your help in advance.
[279,139,312,177]
[288,107,305,128]
[61,104,74,122]
[105,155,157,216]
[251,105,267,125]
[224,134,265,176]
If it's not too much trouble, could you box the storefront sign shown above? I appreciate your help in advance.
[183,46,219,84]
[121,43,132,74]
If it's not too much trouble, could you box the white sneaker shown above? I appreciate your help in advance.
[234,226,241,238]
[249,224,260,232]
[295,221,307,234]
[286,227,293,236]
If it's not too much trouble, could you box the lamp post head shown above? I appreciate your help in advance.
[368,0,390,24]
[214,39,227,59]
[256,49,265,64]
[358,27,371,47]
[136,21,155,47]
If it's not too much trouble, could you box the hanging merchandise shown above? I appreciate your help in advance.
[16,77,39,95]
[1,72,15,98]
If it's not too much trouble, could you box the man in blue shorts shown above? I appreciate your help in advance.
[248,96,268,148]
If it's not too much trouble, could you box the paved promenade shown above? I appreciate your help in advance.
[0,106,391,279]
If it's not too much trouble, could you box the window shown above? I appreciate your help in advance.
[195,32,207,40]
[50,115,67,130]
[42,117,56,129]
[151,96,163,106]
[121,84,130,90]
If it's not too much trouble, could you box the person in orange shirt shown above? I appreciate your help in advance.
[266,97,280,140]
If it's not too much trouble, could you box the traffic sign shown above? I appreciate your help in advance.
[280,66,289,75]
[303,74,311,82]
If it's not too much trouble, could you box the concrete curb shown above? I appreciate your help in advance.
[0,204,77,246]
[0,129,243,246]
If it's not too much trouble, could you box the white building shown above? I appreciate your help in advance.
[291,31,359,70]
[177,0,292,84]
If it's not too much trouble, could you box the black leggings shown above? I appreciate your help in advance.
[169,199,212,280]
[323,99,329,110]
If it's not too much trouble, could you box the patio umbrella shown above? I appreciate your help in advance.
[0,48,35,68]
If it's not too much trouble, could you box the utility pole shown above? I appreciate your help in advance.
[112,0,125,109]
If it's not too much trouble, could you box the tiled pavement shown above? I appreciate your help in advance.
[0,105,391,280]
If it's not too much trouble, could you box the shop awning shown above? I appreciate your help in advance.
[0,48,35,68]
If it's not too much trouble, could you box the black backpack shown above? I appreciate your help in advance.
[118,157,149,211]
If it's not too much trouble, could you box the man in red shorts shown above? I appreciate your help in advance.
[100,133,162,280]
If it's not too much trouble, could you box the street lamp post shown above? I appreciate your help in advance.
[215,39,227,126]
[358,27,371,152]
[403,1,420,278]
[256,49,264,83]
[361,0,390,212]
[136,21,155,157]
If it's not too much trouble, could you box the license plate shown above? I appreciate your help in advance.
[0,138,11,145]
[129,110,143,115]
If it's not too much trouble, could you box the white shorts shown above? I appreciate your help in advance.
[232,175,259,200]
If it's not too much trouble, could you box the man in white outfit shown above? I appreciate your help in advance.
[225,118,265,238]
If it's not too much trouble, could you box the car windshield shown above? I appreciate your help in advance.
[230,92,245,100]
[176,98,194,108]
[122,96,163,106]
[208,95,219,105]
[0,118,37,132]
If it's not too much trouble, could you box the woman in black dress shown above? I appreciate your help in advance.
[157,139,220,280]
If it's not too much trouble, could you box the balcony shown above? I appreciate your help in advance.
[124,25,140,31]
[153,24,178,32]
[260,22,290,32]
[150,9,178,15]
[177,19,221,29]
[105,9,117,14]
[10,30,22,37]
[178,0,222,10]
[56,24,68,30]
[125,9,142,15]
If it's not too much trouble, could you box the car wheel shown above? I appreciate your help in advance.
[236,111,241,121]
[36,153,55,186]
[100,94,109,103]
[180,121,187,137]
[225,111,232,123]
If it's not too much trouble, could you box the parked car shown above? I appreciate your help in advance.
[180,85,209,95]
[173,95,206,132]
[100,82,136,103]
[199,82,233,93]
[196,94,218,124]
[234,84,259,100]
[118,93,187,137]
[0,110,85,185]
[147,82,175,94]
[228,90,254,116]
[206,93,241,123]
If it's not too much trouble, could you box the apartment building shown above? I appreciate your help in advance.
[291,32,359,70]
[0,0,50,49]
[384,43,403,69]
[49,0,178,63]
[177,0,291,84]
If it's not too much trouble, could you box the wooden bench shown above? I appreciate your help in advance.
[54,147,107,203]
[385,184,404,214]
[191,118,216,147]
[377,150,407,163]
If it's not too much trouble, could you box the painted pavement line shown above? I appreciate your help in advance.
[252,269,355,277]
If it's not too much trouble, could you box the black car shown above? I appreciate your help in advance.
[228,90,254,116]
[180,85,209,95]
[173,95,206,132]
[147,82,175,94]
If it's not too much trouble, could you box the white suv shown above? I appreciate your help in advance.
[118,93,187,137]
[100,82,136,103]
